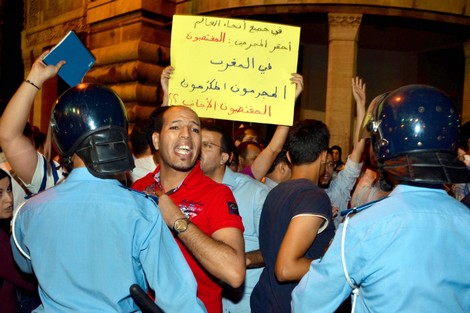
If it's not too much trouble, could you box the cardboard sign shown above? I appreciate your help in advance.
[170,15,300,126]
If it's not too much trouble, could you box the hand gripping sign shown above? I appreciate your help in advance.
[169,15,300,126]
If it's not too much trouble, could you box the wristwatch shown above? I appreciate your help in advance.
[172,217,191,235]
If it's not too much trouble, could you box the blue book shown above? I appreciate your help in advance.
[43,30,96,87]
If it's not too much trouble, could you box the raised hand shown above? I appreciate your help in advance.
[352,76,366,108]
[160,66,174,107]
[26,51,66,88]
[290,73,304,100]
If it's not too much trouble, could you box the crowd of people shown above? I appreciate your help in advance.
[0,46,469,313]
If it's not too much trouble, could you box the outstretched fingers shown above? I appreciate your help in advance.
[290,73,304,100]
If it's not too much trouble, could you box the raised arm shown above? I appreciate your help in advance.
[349,76,367,163]
[250,73,303,180]
[0,52,65,184]
[160,65,174,107]
[156,192,246,288]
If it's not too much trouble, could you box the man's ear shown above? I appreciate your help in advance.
[221,152,230,166]
[286,151,292,164]
[151,132,160,151]
[279,161,288,174]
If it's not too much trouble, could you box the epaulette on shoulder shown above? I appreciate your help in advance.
[119,185,159,204]
[340,196,388,217]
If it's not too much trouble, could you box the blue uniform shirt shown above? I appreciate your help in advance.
[12,167,206,312]
[221,167,269,313]
[292,184,470,313]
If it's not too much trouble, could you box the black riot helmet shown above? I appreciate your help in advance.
[51,83,134,178]
[364,84,470,184]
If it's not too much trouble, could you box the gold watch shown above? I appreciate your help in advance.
[172,217,191,235]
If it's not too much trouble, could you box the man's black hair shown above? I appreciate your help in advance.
[131,120,154,156]
[267,147,289,175]
[145,106,171,148]
[287,119,330,166]
[201,123,234,154]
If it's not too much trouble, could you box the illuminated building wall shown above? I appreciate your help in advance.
[20,0,470,151]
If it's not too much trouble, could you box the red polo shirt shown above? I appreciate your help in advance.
[132,162,244,313]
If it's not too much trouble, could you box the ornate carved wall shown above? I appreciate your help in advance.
[22,0,175,130]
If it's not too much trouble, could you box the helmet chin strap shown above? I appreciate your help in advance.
[61,156,73,168]
[376,164,394,192]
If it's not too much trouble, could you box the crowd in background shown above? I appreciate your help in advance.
[0,51,469,313]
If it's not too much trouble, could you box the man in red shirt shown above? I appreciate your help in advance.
[132,105,245,313]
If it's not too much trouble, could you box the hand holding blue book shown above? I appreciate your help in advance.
[43,30,96,87]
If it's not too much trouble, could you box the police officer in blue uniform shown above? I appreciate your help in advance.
[292,84,470,313]
[11,84,206,312]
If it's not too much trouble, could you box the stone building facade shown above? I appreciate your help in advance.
[17,0,470,153]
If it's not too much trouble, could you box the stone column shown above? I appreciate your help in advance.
[326,13,362,154]
[462,40,470,123]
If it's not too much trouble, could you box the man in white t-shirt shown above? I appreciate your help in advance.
[0,52,67,197]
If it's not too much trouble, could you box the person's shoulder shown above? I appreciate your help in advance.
[23,183,56,201]
[231,172,269,202]
[289,178,325,194]
[131,169,157,191]
[16,186,56,216]
[269,178,310,195]
[120,185,159,204]
[344,195,388,215]
[193,166,228,189]
[272,179,329,204]
[105,185,163,224]
[296,181,331,208]
[232,169,268,189]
